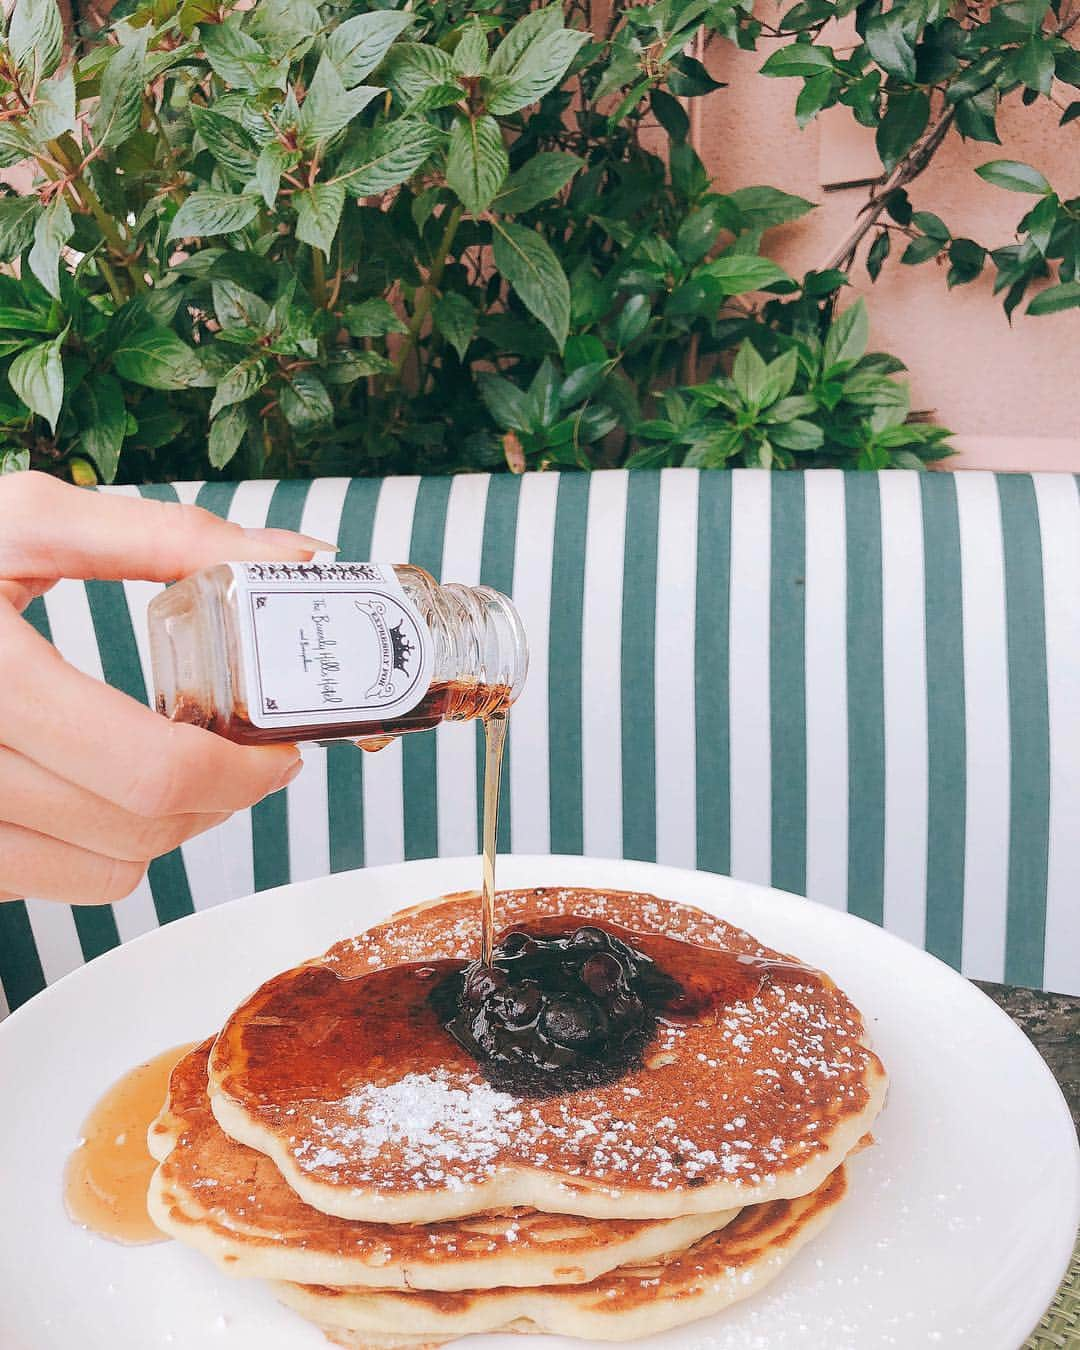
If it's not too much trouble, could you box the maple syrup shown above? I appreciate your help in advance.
[479,711,508,965]
[218,921,821,1103]
[64,1042,196,1245]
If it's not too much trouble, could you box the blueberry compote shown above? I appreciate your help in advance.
[430,921,685,1097]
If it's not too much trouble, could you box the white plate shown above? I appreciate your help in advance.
[1,856,1077,1350]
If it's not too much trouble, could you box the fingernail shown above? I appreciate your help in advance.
[275,757,303,791]
[242,526,340,553]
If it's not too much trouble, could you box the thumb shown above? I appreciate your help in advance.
[0,473,337,585]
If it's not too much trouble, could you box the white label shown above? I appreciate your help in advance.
[229,563,434,730]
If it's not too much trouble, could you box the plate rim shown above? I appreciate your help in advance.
[2,853,1077,1349]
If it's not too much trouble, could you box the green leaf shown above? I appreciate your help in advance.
[1013,37,1054,94]
[477,370,530,431]
[9,330,64,433]
[452,20,490,77]
[946,237,986,286]
[433,291,476,360]
[202,23,282,93]
[1021,193,1058,254]
[447,115,509,216]
[344,298,407,337]
[876,90,929,173]
[760,43,834,77]
[210,359,268,417]
[92,29,149,150]
[492,221,571,350]
[0,198,41,262]
[28,195,72,300]
[0,123,33,170]
[334,119,445,194]
[252,140,298,208]
[902,235,945,264]
[73,373,126,483]
[866,229,891,280]
[112,326,204,389]
[699,254,794,293]
[564,334,606,371]
[911,210,950,241]
[954,87,1001,143]
[1026,281,1080,314]
[212,280,270,331]
[280,369,333,431]
[295,181,346,259]
[381,43,455,105]
[769,417,824,450]
[9,0,63,81]
[485,28,589,115]
[1060,101,1080,127]
[493,152,582,214]
[758,348,800,406]
[975,159,1051,194]
[167,191,261,241]
[0,307,50,332]
[723,186,816,230]
[208,403,249,469]
[612,293,651,348]
[327,11,412,87]
[651,88,690,142]
[297,57,383,147]
[178,0,218,36]
[0,449,30,474]
[731,341,768,404]
[323,349,393,382]
[863,10,916,82]
[795,71,834,126]
[191,106,260,176]
[823,298,869,368]
[489,6,564,77]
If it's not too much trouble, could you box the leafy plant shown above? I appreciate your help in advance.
[0,0,963,481]
[627,300,950,469]
[744,0,1080,318]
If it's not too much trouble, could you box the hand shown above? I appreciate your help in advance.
[0,472,336,906]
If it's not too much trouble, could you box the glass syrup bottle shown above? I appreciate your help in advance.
[148,561,528,746]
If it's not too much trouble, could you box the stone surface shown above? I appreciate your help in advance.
[976,982,1080,1134]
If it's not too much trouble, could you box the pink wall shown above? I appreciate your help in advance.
[693,19,1080,470]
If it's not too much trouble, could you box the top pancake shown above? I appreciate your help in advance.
[209,888,886,1223]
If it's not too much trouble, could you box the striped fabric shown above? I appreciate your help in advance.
[1,469,1077,1016]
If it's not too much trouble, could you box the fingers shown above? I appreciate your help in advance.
[0,578,53,612]
[0,747,231,862]
[0,602,302,815]
[0,821,146,906]
[0,472,337,586]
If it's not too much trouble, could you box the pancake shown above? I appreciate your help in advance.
[148,1042,737,1290]
[275,1165,848,1344]
[209,888,886,1223]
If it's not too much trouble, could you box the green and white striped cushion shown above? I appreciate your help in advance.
[2,469,1077,1013]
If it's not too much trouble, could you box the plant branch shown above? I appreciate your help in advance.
[46,137,148,292]
[819,107,957,274]
[311,247,328,307]
[390,203,464,383]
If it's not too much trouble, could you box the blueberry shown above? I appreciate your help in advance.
[541,998,608,1047]
[581,953,622,997]
[570,926,608,951]
[501,931,535,956]
[464,966,507,1003]
[492,983,542,1027]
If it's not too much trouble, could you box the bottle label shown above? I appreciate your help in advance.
[229,563,434,730]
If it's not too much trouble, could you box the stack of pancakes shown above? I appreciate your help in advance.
[148,888,888,1347]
